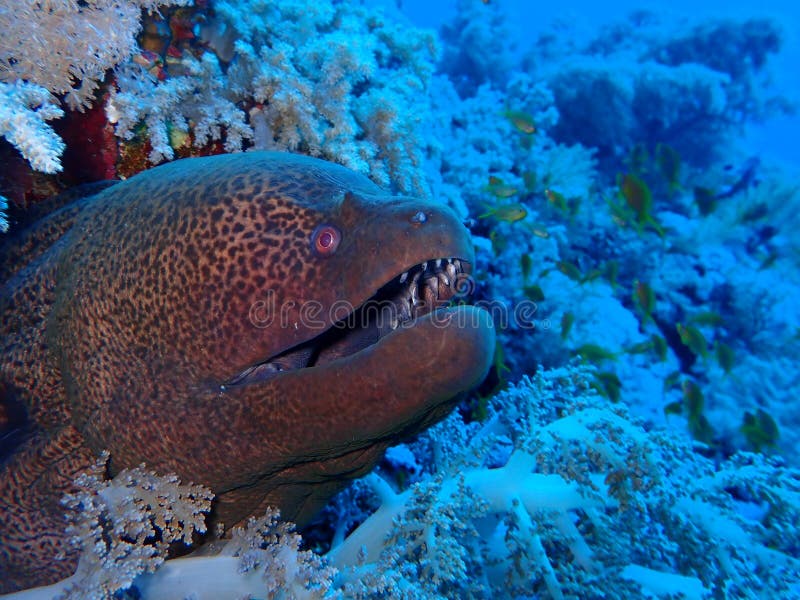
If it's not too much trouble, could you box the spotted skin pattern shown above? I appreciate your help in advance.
[0,152,495,591]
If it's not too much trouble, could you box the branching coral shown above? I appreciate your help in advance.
[0,0,189,110]
[4,461,335,600]
[108,0,438,194]
[0,81,65,173]
[134,508,337,599]
[108,53,252,164]
[0,0,190,172]
[327,365,800,598]
[2,0,437,192]
[546,57,731,169]
[8,454,215,600]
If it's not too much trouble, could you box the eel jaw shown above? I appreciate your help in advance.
[223,257,472,388]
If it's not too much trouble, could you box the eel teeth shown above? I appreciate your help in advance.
[446,262,456,281]
[423,281,437,306]
[392,256,471,325]
[426,274,439,297]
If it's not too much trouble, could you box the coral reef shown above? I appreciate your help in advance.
[2,2,800,598]
[0,0,191,110]
[0,81,65,174]
[0,0,191,173]
[2,0,438,195]
[523,13,789,171]
[8,367,798,599]
[438,0,515,97]
[328,366,800,598]
[428,7,798,462]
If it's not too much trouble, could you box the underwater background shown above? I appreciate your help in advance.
[1,0,799,598]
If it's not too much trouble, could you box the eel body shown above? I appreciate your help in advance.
[0,151,494,591]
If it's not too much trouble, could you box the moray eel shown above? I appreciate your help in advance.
[0,151,495,591]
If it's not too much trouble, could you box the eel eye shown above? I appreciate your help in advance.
[311,224,341,257]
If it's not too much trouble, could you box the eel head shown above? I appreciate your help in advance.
[53,152,495,527]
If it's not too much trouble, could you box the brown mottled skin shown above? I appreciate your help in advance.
[0,151,495,591]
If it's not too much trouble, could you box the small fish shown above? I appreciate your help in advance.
[560,312,574,340]
[574,344,617,363]
[740,201,768,223]
[619,172,652,220]
[479,203,527,223]
[663,370,681,392]
[651,334,668,362]
[689,413,715,445]
[604,261,619,288]
[484,176,519,199]
[618,173,663,236]
[168,125,191,151]
[581,268,603,284]
[522,171,537,192]
[758,251,778,270]
[688,311,723,327]
[740,409,779,452]
[489,230,507,254]
[133,49,161,68]
[503,109,536,134]
[523,284,545,302]
[715,341,735,373]
[625,339,655,355]
[655,143,681,191]
[526,223,550,239]
[677,323,709,359]
[545,188,568,212]
[633,280,656,323]
[556,260,583,282]
[682,379,704,420]
[664,400,683,416]
[493,340,511,379]
[593,371,622,402]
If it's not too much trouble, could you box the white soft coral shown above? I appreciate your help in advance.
[327,365,800,598]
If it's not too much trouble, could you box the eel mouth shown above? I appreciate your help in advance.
[224,258,471,388]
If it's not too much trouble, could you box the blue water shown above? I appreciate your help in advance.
[391,0,800,168]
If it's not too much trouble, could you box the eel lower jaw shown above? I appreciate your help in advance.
[223,257,473,389]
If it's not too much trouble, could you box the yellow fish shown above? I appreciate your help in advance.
[502,109,536,134]
[544,188,568,212]
[479,203,528,223]
[484,175,519,199]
